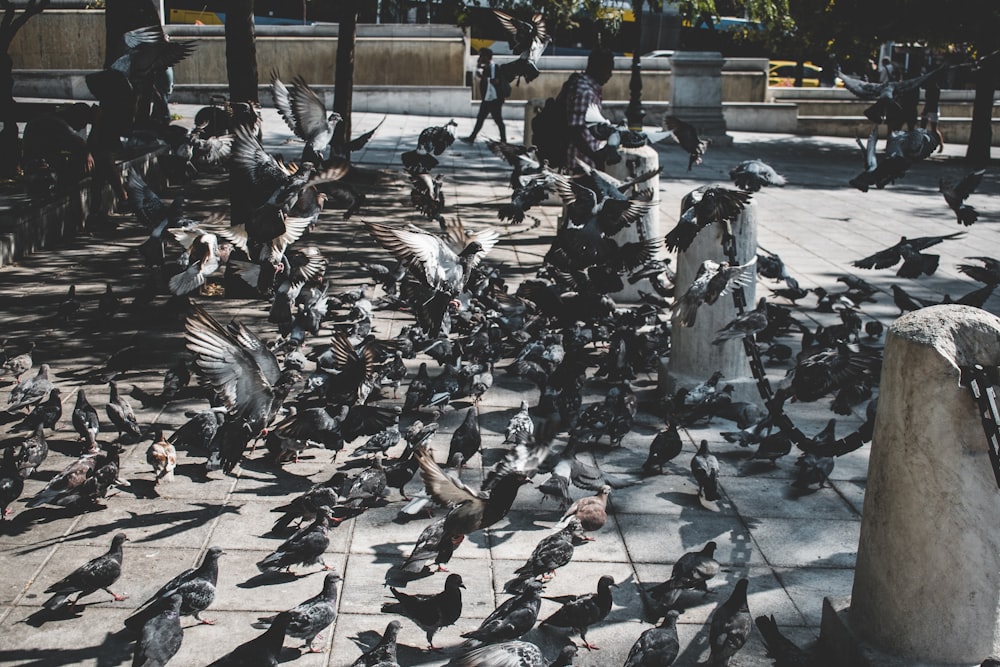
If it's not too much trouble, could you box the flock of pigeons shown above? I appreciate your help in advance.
[0,17,997,667]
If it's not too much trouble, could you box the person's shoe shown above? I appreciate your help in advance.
[459,136,474,144]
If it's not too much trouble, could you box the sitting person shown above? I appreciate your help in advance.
[20,102,94,192]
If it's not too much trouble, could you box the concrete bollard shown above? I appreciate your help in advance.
[851,305,1000,664]
[660,187,758,403]
[604,144,661,303]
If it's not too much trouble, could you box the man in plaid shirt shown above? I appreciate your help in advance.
[565,48,615,170]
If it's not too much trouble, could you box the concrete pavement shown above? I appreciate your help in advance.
[0,103,997,666]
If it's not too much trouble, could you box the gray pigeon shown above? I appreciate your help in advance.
[465,579,545,645]
[624,609,680,667]
[43,532,129,611]
[276,570,341,652]
[350,619,402,667]
[125,546,224,629]
[540,574,616,651]
[257,508,333,574]
[449,640,578,667]
[707,578,752,666]
[132,593,183,667]
[729,159,786,192]
[7,363,54,411]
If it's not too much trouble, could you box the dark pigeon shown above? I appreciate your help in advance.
[207,611,291,667]
[43,533,129,611]
[350,619,402,667]
[540,574,616,651]
[0,445,25,519]
[624,609,680,667]
[643,423,684,475]
[504,522,587,593]
[382,572,465,649]
[132,593,184,667]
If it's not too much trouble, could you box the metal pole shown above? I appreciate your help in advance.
[625,0,645,130]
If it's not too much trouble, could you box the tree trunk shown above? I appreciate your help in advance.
[332,5,357,158]
[966,56,996,166]
[225,0,258,104]
[0,0,50,178]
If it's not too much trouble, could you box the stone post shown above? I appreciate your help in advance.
[661,188,757,403]
[604,144,661,303]
[669,51,732,146]
[850,305,1000,665]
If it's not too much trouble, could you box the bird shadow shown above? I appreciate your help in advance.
[238,570,310,589]
[0,630,133,667]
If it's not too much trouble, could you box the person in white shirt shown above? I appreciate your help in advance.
[461,48,507,144]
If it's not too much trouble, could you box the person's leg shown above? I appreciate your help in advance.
[462,103,490,142]
[931,120,944,152]
[489,101,507,143]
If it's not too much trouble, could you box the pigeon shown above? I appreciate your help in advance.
[184,305,301,472]
[448,407,482,465]
[401,516,463,574]
[504,522,587,593]
[1,340,34,382]
[755,614,814,667]
[665,186,752,252]
[706,578,752,666]
[350,619,402,667]
[168,406,226,455]
[125,546,224,629]
[664,116,708,170]
[71,387,101,451]
[793,452,835,492]
[540,574,616,650]
[132,593,184,667]
[85,25,195,103]
[493,10,549,83]
[146,430,177,484]
[274,570,341,653]
[106,380,142,442]
[624,609,681,667]
[161,359,191,402]
[270,73,343,165]
[838,66,945,123]
[381,572,465,649]
[940,169,986,226]
[415,444,529,558]
[207,611,291,667]
[712,297,769,345]
[168,231,231,296]
[7,363,54,411]
[643,423,684,475]
[691,440,721,509]
[852,232,965,279]
[57,284,80,322]
[505,399,535,444]
[652,541,721,598]
[464,579,545,645]
[958,256,1000,286]
[409,171,446,225]
[0,445,24,519]
[729,159,786,192]
[256,508,334,574]
[42,532,129,611]
[401,119,458,171]
[560,485,610,536]
[25,445,120,508]
[15,387,62,431]
[450,641,578,667]
[672,258,757,327]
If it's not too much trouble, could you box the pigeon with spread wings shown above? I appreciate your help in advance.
[838,66,945,123]
[270,73,343,165]
[665,116,708,170]
[852,231,965,278]
[493,10,549,84]
[940,169,986,226]
[672,258,757,327]
[184,304,300,473]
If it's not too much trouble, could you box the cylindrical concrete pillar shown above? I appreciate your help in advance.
[669,51,732,146]
[605,144,661,303]
[852,305,1000,664]
[661,188,757,403]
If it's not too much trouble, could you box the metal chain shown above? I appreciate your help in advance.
[961,364,1000,490]
[722,234,868,453]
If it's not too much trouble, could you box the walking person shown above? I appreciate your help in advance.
[920,65,945,152]
[461,48,508,144]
